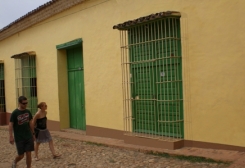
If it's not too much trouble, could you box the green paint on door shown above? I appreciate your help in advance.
[129,18,184,138]
[67,47,86,130]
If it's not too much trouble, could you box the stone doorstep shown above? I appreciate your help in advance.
[1,126,245,167]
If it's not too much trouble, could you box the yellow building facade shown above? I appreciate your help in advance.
[0,0,245,150]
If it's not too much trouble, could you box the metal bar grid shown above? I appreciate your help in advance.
[0,63,6,112]
[14,55,38,115]
[119,17,183,140]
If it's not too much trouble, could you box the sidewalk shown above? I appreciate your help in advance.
[2,126,245,167]
[51,128,245,168]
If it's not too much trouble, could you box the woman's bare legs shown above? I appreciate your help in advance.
[34,142,40,160]
[49,140,61,158]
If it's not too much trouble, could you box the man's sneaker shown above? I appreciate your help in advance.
[12,161,16,168]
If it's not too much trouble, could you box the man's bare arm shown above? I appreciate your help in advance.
[29,119,35,134]
[9,122,14,144]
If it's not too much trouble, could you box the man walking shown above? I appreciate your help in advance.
[9,96,35,168]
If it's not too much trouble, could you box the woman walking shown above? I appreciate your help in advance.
[33,102,61,161]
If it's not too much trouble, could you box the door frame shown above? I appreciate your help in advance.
[56,38,86,130]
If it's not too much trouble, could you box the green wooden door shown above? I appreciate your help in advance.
[67,47,86,130]
[129,18,183,138]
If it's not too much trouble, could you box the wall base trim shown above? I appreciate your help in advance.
[124,134,184,150]
[0,112,6,125]
[47,120,60,131]
[86,125,124,140]
[86,125,245,151]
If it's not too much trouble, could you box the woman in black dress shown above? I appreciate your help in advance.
[32,102,61,161]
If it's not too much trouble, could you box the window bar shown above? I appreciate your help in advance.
[143,24,148,137]
[166,19,171,139]
[125,30,130,133]
[145,23,149,136]
[152,21,157,138]
[169,18,174,139]
[139,25,142,135]
[144,24,148,136]
[162,19,166,138]
[146,23,150,136]
[157,19,161,137]
[130,29,134,135]
[173,18,178,139]
[138,24,143,136]
[32,56,35,114]
[132,26,137,135]
[126,30,130,133]
[136,26,139,135]
[156,21,159,136]
[172,18,178,139]
[159,19,162,137]
[130,28,136,132]
[174,18,180,139]
[122,30,126,133]
[171,18,175,138]
[129,27,133,135]
[145,24,150,137]
[151,22,154,137]
[120,30,126,133]
[136,27,140,135]
[33,56,37,115]
[128,29,131,133]
[176,18,182,138]
[135,25,138,135]
[155,20,159,138]
[29,57,32,114]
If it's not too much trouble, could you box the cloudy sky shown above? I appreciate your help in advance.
[0,0,50,29]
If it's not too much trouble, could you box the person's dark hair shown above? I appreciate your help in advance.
[18,96,27,103]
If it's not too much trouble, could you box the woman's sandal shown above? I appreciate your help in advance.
[34,157,39,161]
[53,154,61,159]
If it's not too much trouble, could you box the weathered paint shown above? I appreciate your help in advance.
[0,0,245,147]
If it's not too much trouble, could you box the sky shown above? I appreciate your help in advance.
[0,0,51,29]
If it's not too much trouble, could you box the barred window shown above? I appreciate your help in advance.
[12,52,38,115]
[0,63,6,112]
[114,12,184,140]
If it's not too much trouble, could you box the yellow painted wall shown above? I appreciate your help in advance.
[0,0,245,147]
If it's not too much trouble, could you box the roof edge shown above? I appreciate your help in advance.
[0,0,86,41]
[0,0,57,33]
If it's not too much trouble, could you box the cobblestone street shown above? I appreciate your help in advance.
[0,128,230,168]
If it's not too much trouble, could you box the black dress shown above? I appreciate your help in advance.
[35,117,52,143]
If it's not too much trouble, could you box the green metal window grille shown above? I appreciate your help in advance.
[0,63,6,112]
[119,17,184,140]
[14,54,37,115]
